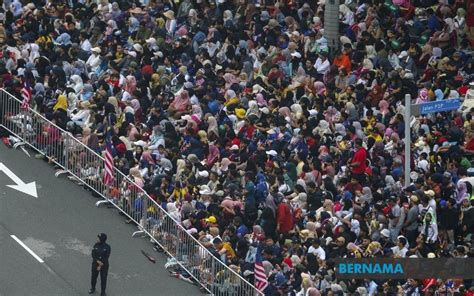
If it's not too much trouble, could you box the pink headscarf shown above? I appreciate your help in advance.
[379,100,389,114]
[124,75,137,94]
[171,90,190,112]
[384,127,394,138]
[256,93,267,107]
[279,107,291,118]
[313,81,326,96]
[223,73,239,88]
[416,89,429,104]
[192,104,203,119]
[324,106,338,123]
[207,144,220,167]
[307,288,321,296]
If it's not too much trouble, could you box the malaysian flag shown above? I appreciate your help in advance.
[254,247,268,292]
[103,135,115,186]
[20,82,32,110]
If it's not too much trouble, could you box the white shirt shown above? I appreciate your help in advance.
[314,58,330,75]
[390,245,408,258]
[417,159,429,173]
[308,245,326,260]
[80,39,92,52]
[86,53,101,72]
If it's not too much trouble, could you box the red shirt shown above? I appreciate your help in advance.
[465,138,474,151]
[333,54,352,72]
[277,203,294,234]
[351,147,367,174]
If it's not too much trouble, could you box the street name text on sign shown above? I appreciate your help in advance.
[411,99,461,116]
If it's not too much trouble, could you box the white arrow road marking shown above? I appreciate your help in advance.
[11,235,45,263]
[0,162,38,198]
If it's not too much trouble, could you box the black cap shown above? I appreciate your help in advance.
[98,233,107,243]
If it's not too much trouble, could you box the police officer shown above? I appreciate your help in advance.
[89,233,111,296]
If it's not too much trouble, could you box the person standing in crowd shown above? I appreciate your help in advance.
[89,233,111,296]
[348,138,367,185]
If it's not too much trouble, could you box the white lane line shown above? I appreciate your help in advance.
[10,235,44,263]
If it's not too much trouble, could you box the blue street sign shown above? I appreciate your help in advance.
[412,99,461,116]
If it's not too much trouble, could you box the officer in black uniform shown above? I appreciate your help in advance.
[89,233,111,296]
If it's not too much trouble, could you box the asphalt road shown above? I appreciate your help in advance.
[0,143,202,296]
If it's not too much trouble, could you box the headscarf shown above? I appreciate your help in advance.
[360,187,373,203]
[378,100,389,114]
[256,93,267,107]
[207,144,220,167]
[207,116,218,138]
[291,104,303,121]
[192,104,203,119]
[111,2,121,19]
[456,181,469,205]
[307,288,321,296]
[313,81,326,96]
[352,121,365,139]
[368,84,383,105]
[53,95,68,111]
[128,17,140,33]
[124,75,137,94]
[70,74,84,94]
[279,107,291,119]
[335,123,346,136]
[434,89,444,101]
[131,99,141,112]
[106,20,118,35]
[316,120,331,136]
[223,73,239,88]
[171,90,190,112]
[107,96,121,114]
[416,89,429,104]
[223,10,234,24]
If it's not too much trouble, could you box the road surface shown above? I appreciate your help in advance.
[0,143,201,296]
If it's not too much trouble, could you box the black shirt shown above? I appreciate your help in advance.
[92,242,111,265]
[307,191,323,211]
[439,207,458,230]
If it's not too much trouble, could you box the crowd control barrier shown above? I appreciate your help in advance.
[0,88,262,296]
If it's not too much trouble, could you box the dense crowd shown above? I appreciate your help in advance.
[1,0,474,294]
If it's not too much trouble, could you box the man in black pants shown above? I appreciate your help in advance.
[89,233,111,296]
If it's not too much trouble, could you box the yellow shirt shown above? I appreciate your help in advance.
[221,242,236,259]
[53,95,68,111]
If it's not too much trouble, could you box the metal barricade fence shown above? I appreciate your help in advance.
[0,89,262,296]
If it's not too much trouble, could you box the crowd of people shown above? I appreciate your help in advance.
[1,0,474,294]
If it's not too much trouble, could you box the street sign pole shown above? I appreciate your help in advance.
[405,94,411,187]
[324,0,340,56]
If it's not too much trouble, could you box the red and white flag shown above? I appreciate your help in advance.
[103,138,115,186]
[254,247,268,292]
[20,82,32,110]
